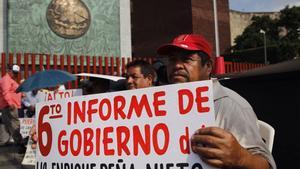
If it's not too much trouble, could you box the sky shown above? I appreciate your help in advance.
[229,0,300,12]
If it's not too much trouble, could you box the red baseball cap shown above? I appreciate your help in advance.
[157,34,212,57]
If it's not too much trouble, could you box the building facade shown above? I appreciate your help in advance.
[131,0,231,57]
[1,0,231,58]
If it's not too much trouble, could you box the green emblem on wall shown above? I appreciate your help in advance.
[8,0,120,56]
[46,0,91,39]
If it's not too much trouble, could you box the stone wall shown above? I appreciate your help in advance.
[230,10,280,45]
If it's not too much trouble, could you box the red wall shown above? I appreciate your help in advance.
[131,0,231,57]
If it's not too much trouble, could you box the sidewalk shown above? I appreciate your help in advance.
[0,144,31,169]
[0,144,23,169]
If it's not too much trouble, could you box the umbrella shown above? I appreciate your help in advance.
[17,70,76,92]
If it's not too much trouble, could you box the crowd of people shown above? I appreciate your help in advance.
[0,64,24,152]
[0,65,66,153]
[1,33,276,169]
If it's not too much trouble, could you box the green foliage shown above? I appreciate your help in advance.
[229,6,300,63]
[233,16,278,50]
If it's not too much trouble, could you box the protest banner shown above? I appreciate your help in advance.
[22,138,37,167]
[37,89,83,102]
[36,80,217,169]
[20,118,34,138]
[22,89,82,166]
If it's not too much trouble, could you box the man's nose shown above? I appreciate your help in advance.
[172,58,185,69]
[126,76,133,83]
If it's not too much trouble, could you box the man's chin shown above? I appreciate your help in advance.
[169,76,188,83]
[127,86,136,90]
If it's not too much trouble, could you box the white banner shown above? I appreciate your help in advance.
[19,118,34,138]
[22,137,37,166]
[37,89,83,102]
[36,80,217,169]
[22,89,82,166]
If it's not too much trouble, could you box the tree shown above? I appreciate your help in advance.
[229,6,300,63]
[277,6,300,61]
[233,16,278,51]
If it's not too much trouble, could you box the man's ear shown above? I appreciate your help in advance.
[146,74,153,85]
[205,60,213,76]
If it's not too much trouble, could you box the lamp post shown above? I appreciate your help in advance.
[260,29,268,64]
[212,0,225,74]
[213,0,220,57]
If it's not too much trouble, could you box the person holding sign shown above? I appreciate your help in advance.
[157,34,276,169]
[125,60,157,90]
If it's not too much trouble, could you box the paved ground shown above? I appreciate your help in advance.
[0,144,33,169]
[0,144,24,169]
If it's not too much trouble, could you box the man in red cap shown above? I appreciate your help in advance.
[157,34,276,169]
